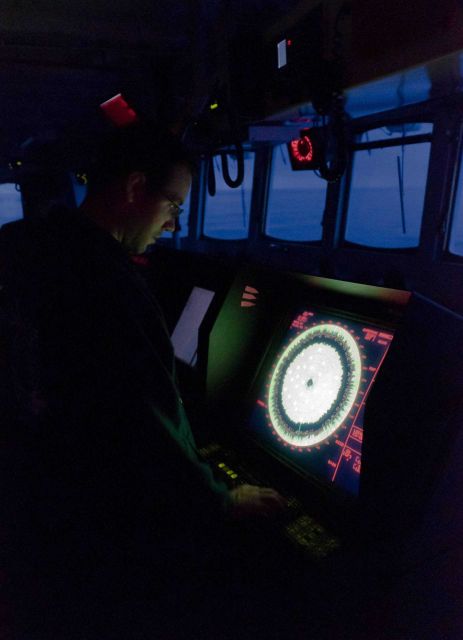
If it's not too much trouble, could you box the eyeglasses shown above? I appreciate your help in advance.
[161,192,184,218]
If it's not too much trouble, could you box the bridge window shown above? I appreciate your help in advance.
[203,152,254,240]
[177,189,191,238]
[265,144,326,242]
[448,143,463,257]
[72,175,87,207]
[0,183,23,228]
[345,123,433,249]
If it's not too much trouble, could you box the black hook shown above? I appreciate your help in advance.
[220,142,244,188]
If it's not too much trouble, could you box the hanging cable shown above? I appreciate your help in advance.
[400,124,407,234]
[315,3,350,183]
[317,92,348,182]
[220,142,244,188]
[397,155,406,234]
[207,155,216,196]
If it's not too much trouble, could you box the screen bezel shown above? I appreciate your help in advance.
[238,301,397,507]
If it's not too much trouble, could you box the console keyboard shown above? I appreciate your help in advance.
[199,442,340,559]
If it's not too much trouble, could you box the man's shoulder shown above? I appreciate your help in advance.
[0,217,46,267]
[0,216,37,242]
[0,209,93,287]
[0,207,105,260]
[0,208,138,301]
[0,209,69,245]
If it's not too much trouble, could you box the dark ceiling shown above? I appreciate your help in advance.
[1,0,462,170]
[0,0,302,162]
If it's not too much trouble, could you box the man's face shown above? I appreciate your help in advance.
[127,163,192,254]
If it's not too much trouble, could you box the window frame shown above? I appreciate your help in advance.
[339,120,434,253]
[443,118,463,264]
[168,96,463,313]
[260,142,328,246]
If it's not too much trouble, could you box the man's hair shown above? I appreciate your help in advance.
[85,121,197,195]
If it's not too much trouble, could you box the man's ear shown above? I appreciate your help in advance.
[126,171,147,204]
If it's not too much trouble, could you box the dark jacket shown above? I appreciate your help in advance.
[0,207,230,634]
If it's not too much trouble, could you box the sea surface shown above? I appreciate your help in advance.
[202,186,461,251]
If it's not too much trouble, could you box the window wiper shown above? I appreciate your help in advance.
[396,154,407,234]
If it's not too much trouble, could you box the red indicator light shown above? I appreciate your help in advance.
[241,285,259,307]
[287,128,321,170]
[290,136,313,162]
[100,93,138,127]
[287,39,293,46]
[244,285,259,294]
[242,292,257,301]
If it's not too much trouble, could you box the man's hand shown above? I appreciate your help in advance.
[228,484,287,520]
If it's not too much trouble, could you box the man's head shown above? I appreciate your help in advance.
[82,122,195,254]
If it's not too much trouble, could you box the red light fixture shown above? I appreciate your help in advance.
[290,136,313,162]
[100,93,138,127]
[287,128,321,170]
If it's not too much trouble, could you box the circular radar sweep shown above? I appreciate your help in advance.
[268,324,361,447]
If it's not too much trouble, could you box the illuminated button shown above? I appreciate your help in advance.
[217,463,226,469]
[230,473,238,479]
[226,470,235,476]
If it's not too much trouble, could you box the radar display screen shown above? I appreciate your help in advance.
[249,309,394,496]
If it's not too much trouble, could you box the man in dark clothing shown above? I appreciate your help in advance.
[0,123,285,638]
